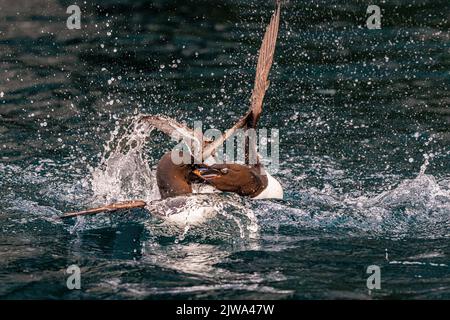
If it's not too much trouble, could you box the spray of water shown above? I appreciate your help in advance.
[89,116,160,204]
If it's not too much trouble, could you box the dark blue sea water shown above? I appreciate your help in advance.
[0,0,449,299]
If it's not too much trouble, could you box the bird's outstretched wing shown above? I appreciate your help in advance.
[248,1,281,128]
[138,115,203,143]
[138,115,207,160]
[202,1,282,160]
[61,200,147,219]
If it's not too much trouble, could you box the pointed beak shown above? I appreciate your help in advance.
[192,166,221,180]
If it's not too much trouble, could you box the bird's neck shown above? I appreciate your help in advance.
[156,152,193,199]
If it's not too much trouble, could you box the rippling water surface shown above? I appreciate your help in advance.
[1,0,449,299]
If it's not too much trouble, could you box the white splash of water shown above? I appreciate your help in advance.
[146,194,259,240]
[89,116,160,204]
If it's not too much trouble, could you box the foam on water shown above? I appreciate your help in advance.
[255,170,450,239]
[89,116,160,204]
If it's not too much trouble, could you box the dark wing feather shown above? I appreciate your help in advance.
[248,1,281,128]
[202,2,282,161]
[61,200,147,219]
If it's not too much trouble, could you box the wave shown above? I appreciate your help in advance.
[255,173,450,239]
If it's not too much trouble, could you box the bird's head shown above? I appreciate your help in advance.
[192,163,267,197]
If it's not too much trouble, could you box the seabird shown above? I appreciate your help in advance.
[62,1,283,219]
